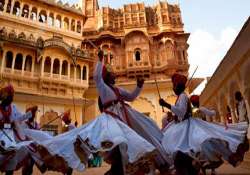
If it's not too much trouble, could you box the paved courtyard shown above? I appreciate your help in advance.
[15,152,250,175]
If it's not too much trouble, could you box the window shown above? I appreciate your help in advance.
[135,50,141,61]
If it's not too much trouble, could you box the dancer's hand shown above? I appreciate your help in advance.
[137,78,144,88]
[98,49,104,62]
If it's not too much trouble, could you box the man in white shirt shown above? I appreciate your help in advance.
[235,91,249,123]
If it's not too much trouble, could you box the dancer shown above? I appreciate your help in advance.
[159,73,249,175]
[62,110,76,133]
[235,91,249,123]
[0,84,37,174]
[26,49,157,175]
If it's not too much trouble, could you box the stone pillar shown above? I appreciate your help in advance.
[61,15,64,29]
[41,58,44,77]
[10,0,14,14]
[1,51,6,73]
[80,66,83,82]
[69,18,72,31]
[68,63,70,79]
[217,103,225,124]
[50,58,54,77]
[3,0,8,12]
[243,87,250,119]
[31,57,35,77]
[11,52,16,73]
[21,54,26,75]
[74,67,76,82]
[74,20,77,32]
[37,8,41,22]
[59,60,62,79]
[19,3,24,17]
[28,6,32,19]
[228,99,237,123]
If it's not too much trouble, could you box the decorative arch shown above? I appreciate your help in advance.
[48,13,54,26]
[14,53,23,70]
[63,17,69,30]
[71,19,76,31]
[77,21,81,33]
[39,10,47,23]
[21,4,29,18]
[134,48,142,61]
[12,1,20,16]
[76,65,81,79]
[61,60,68,75]
[53,59,60,74]
[5,51,13,68]
[44,57,51,73]
[30,7,37,20]
[55,15,61,28]
[130,96,157,120]
[124,30,149,42]
[82,66,87,80]
[24,55,32,71]
[0,0,5,11]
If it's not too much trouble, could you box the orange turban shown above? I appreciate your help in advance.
[190,95,200,104]
[171,73,187,86]
[0,84,14,101]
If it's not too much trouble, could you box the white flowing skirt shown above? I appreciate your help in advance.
[26,113,155,172]
[162,118,248,156]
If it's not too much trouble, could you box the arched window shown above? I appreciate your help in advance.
[70,64,74,79]
[76,65,81,79]
[0,0,5,11]
[71,19,75,31]
[53,59,60,74]
[21,4,29,18]
[63,17,69,30]
[14,53,23,70]
[12,1,20,16]
[44,57,51,73]
[24,55,32,71]
[82,66,87,80]
[61,60,68,75]
[30,7,37,20]
[77,21,81,33]
[5,0,11,13]
[135,49,141,61]
[55,15,61,28]
[39,10,47,23]
[48,13,54,26]
[5,51,13,68]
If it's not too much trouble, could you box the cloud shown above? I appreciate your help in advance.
[188,27,238,94]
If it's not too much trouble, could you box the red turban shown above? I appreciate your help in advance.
[62,110,71,123]
[171,73,187,86]
[190,95,200,104]
[0,84,14,100]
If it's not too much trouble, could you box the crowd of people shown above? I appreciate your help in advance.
[0,49,249,175]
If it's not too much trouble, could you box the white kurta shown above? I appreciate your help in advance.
[0,104,33,171]
[26,60,156,173]
[162,93,248,162]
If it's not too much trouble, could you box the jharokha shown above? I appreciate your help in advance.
[0,0,200,134]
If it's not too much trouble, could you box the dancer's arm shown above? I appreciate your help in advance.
[12,104,33,122]
[159,94,188,121]
[199,107,216,117]
[118,78,144,102]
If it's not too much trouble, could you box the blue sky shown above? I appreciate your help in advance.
[65,0,249,93]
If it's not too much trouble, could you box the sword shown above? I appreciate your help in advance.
[0,128,13,142]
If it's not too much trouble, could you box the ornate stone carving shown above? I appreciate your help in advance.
[18,32,26,40]
[37,37,44,48]
[28,34,35,42]
[9,30,17,39]
[0,27,7,38]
